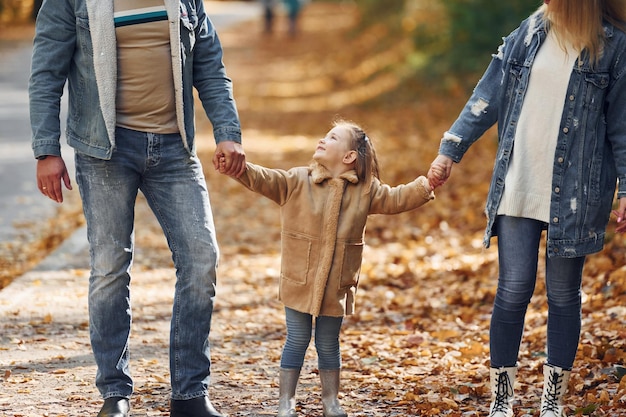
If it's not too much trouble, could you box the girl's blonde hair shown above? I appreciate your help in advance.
[540,0,626,66]
[333,119,380,185]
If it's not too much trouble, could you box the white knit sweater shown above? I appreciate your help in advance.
[497,29,579,222]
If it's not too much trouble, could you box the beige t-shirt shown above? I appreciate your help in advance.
[497,30,579,222]
[114,0,178,133]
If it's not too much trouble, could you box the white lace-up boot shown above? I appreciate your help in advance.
[488,367,516,417]
[540,364,571,417]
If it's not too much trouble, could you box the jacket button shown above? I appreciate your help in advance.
[554,187,560,193]
[553,217,559,223]
[562,127,569,134]
[558,157,564,163]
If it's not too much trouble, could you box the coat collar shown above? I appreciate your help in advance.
[309,162,359,184]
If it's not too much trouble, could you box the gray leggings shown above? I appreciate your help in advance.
[280,307,343,370]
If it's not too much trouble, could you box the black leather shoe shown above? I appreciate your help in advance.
[170,396,224,417]
[97,397,130,417]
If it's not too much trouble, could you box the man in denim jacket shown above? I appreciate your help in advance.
[29,1,245,416]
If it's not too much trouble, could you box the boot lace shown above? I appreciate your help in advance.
[541,369,564,414]
[490,370,514,415]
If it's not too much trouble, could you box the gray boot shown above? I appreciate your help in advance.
[277,368,300,417]
[319,369,347,417]
[540,364,571,417]
[488,366,516,417]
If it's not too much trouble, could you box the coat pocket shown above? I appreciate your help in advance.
[582,72,609,112]
[281,231,317,285]
[339,241,363,288]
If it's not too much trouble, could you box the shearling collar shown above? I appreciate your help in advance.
[309,162,359,184]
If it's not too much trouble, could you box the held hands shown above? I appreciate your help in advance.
[217,153,226,173]
[426,154,626,235]
[427,154,454,190]
[612,197,626,233]
[213,141,246,178]
[37,156,72,203]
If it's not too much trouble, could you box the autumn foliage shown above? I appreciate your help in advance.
[1,2,624,416]
[190,3,626,415]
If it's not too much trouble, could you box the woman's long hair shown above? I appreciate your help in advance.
[541,0,626,65]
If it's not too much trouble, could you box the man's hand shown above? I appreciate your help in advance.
[37,156,72,203]
[213,141,246,177]
[427,154,454,190]
[613,197,626,233]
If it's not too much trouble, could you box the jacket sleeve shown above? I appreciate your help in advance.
[605,32,626,199]
[368,176,434,215]
[29,0,76,158]
[233,162,300,206]
[192,0,241,144]
[439,24,523,163]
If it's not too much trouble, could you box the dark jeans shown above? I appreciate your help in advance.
[490,216,585,370]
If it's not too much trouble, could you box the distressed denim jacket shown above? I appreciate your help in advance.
[29,0,241,160]
[439,11,626,258]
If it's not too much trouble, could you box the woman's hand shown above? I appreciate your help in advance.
[427,154,454,190]
[613,197,626,233]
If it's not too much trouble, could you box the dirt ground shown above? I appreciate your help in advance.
[1,2,625,417]
[0,4,456,416]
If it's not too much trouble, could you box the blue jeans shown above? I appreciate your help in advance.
[75,127,219,400]
[490,216,585,370]
[281,307,343,370]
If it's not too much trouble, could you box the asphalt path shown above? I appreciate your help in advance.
[0,33,58,242]
[0,1,259,248]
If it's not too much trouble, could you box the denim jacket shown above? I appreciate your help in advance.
[439,11,626,258]
[29,0,241,160]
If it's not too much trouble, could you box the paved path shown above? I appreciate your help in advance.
[0,3,264,416]
[0,33,62,242]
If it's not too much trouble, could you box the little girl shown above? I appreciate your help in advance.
[222,119,434,416]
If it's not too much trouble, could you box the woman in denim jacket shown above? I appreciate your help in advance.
[428,1,626,416]
[29,1,245,416]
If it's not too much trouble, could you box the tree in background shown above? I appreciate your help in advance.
[353,0,537,86]
[436,0,538,74]
[355,0,405,27]
[0,0,41,24]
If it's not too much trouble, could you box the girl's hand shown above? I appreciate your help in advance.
[217,153,226,173]
[213,141,246,177]
[613,197,626,233]
[427,154,453,190]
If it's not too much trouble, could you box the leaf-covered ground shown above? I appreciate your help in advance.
[1,2,625,416]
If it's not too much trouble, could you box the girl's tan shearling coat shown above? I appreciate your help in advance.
[236,162,434,317]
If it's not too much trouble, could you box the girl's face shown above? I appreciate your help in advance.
[313,125,354,168]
